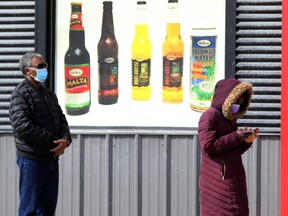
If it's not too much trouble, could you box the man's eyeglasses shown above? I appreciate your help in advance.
[29,63,48,69]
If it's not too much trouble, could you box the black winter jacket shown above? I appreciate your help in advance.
[9,78,71,160]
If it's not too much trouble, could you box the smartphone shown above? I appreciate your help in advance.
[242,130,253,135]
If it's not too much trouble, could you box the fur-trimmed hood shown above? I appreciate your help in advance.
[211,78,253,122]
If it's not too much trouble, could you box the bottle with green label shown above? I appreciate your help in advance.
[64,2,91,115]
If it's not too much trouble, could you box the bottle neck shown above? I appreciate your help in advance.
[70,10,84,30]
[136,4,148,25]
[69,11,85,46]
[135,25,149,38]
[101,9,115,38]
[69,30,85,46]
[167,2,179,24]
[134,4,149,37]
[166,3,180,37]
[166,23,180,37]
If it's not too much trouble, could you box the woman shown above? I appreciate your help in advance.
[198,78,259,216]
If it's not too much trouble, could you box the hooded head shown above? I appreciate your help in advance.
[211,78,253,122]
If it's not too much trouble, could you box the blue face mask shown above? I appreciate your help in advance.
[30,68,48,83]
[230,104,241,114]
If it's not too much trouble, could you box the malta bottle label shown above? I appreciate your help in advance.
[70,12,83,30]
[190,30,216,112]
[65,64,90,108]
[163,55,183,87]
[99,58,118,90]
[132,59,150,87]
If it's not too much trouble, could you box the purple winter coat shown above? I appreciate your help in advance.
[198,78,253,216]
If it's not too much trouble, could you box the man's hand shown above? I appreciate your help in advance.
[51,138,69,156]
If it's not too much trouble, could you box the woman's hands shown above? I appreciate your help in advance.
[237,127,260,143]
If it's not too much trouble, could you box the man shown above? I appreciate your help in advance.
[198,78,259,216]
[9,52,72,216]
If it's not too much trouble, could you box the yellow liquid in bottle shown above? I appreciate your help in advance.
[132,24,152,101]
[162,23,184,103]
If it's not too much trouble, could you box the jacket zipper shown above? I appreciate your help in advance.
[221,160,226,180]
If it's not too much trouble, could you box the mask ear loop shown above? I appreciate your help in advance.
[27,67,37,79]
[30,74,37,80]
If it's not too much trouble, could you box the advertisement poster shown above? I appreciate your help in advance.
[55,0,226,127]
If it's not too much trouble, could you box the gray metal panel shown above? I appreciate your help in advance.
[0,134,18,216]
[0,1,35,131]
[235,0,282,133]
[260,137,280,215]
[242,136,280,216]
[0,131,280,216]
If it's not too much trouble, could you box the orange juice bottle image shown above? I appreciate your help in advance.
[162,0,184,104]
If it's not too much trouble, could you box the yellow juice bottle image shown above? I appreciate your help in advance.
[162,0,184,103]
[131,1,152,101]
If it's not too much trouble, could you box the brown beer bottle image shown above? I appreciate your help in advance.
[98,1,118,105]
[64,2,91,115]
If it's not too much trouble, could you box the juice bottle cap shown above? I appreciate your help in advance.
[71,2,82,6]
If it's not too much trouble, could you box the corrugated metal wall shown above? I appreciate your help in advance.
[0,131,280,216]
[0,1,35,131]
[235,0,282,133]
